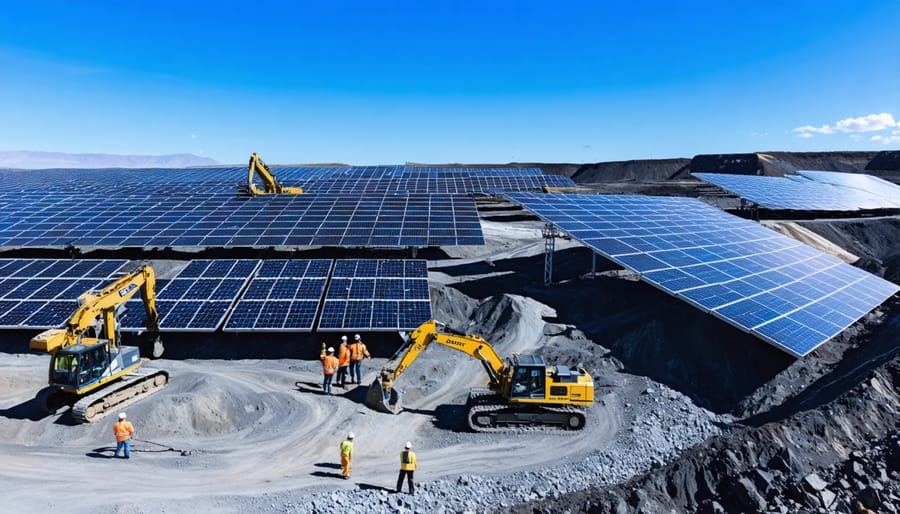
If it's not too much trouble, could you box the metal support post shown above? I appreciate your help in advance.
[543,223,556,286]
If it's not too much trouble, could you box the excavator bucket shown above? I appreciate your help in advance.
[365,377,401,414]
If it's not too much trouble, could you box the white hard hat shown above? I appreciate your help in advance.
[118,413,126,420]
[354,334,361,340]
[348,432,355,439]
[341,335,347,341]
[327,347,334,353]
[404,441,411,449]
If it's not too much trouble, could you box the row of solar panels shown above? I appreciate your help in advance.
[0,258,433,333]
[0,165,574,195]
[694,170,900,211]
[0,193,485,249]
[504,192,899,358]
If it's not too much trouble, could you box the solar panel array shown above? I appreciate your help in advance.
[0,193,484,249]
[693,172,900,211]
[120,260,260,332]
[0,165,570,196]
[795,170,900,205]
[223,259,331,332]
[0,259,129,329]
[504,192,899,357]
[319,259,432,331]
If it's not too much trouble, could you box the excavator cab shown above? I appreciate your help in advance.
[508,356,547,399]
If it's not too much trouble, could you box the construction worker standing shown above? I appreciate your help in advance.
[113,412,135,459]
[337,336,350,387]
[340,432,354,479]
[347,334,371,384]
[396,441,417,494]
[320,346,339,395]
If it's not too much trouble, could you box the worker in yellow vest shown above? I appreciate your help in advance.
[339,432,354,479]
[396,441,417,494]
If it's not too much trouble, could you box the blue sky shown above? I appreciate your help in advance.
[1,0,898,164]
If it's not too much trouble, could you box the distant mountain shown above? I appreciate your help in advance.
[0,151,219,169]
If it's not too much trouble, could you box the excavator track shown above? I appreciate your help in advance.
[465,391,587,433]
[70,368,169,423]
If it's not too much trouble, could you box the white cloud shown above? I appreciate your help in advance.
[871,134,900,144]
[849,134,862,141]
[191,134,197,139]
[792,112,897,138]
[749,131,769,137]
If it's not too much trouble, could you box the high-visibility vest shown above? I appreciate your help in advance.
[400,450,417,471]
[349,342,368,361]
[322,355,339,374]
[114,420,134,442]
[338,344,350,366]
[340,440,353,456]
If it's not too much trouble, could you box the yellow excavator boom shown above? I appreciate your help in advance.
[30,265,160,354]
[245,152,303,195]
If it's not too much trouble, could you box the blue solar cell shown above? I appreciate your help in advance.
[318,300,347,330]
[343,301,374,328]
[179,260,210,278]
[398,301,433,329]
[403,279,430,300]
[255,301,292,329]
[224,301,263,330]
[0,300,46,326]
[372,301,399,328]
[160,301,203,329]
[21,300,78,328]
[257,260,286,277]
[349,279,375,299]
[286,301,318,330]
[374,279,404,300]
[160,280,193,300]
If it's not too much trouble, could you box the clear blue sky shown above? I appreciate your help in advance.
[1,0,898,164]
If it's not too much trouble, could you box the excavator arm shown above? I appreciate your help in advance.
[366,320,508,413]
[245,152,303,195]
[29,265,160,355]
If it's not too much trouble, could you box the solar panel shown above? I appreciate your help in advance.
[693,173,899,211]
[319,259,432,331]
[222,259,332,332]
[795,170,900,206]
[120,259,260,332]
[504,192,899,357]
[0,193,484,249]
[0,259,129,329]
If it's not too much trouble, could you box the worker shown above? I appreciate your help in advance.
[320,347,339,395]
[347,334,371,384]
[396,441,417,494]
[113,412,135,459]
[339,432,354,479]
[336,336,350,388]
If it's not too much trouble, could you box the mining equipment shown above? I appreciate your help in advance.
[29,265,168,423]
[366,320,594,431]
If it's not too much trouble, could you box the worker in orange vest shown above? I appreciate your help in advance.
[113,412,135,459]
[336,336,351,388]
[347,334,371,384]
[320,346,339,395]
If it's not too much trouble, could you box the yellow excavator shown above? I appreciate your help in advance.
[366,320,594,431]
[239,152,303,196]
[29,265,169,423]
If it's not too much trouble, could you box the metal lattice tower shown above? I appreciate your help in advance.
[543,223,557,286]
